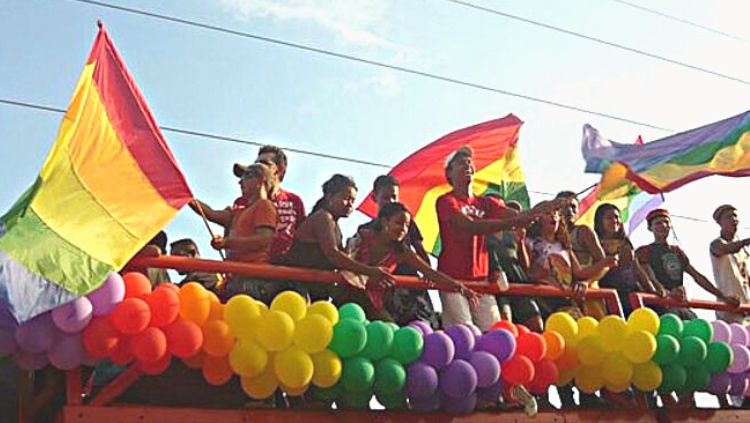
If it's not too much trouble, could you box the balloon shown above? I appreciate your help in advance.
[491,320,519,337]
[386,322,401,333]
[360,321,393,360]
[123,272,152,299]
[164,319,203,359]
[685,364,711,392]
[631,361,662,392]
[439,359,477,399]
[138,353,171,375]
[146,286,180,328]
[110,336,133,366]
[529,359,558,395]
[406,361,439,400]
[241,364,278,399]
[275,346,314,389]
[476,380,503,404]
[111,298,151,335]
[501,355,534,386]
[48,333,85,370]
[376,390,408,410]
[224,295,262,341]
[15,312,56,353]
[659,364,687,393]
[596,315,627,352]
[374,358,406,395]
[256,310,294,352]
[202,320,235,357]
[711,320,732,343]
[683,319,713,344]
[601,353,632,386]
[463,323,482,339]
[340,389,372,409]
[542,331,565,361]
[207,292,224,322]
[52,297,93,333]
[445,325,475,360]
[729,344,750,374]
[623,330,657,364]
[469,351,500,388]
[270,291,307,321]
[202,354,233,386]
[182,351,205,369]
[729,372,749,396]
[342,356,375,393]
[178,282,210,326]
[576,334,605,367]
[295,314,333,354]
[421,331,455,370]
[88,272,125,316]
[408,320,434,336]
[627,307,660,335]
[658,314,683,338]
[82,316,119,358]
[555,345,579,371]
[390,327,423,365]
[576,317,598,340]
[329,318,367,358]
[731,323,749,346]
[409,391,441,412]
[441,392,477,415]
[339,303,366,322]
[516,324,531,337]
[281,382,310,397]
[229,340,268,378]
[516,332,546,363]
[707,372,731,395]
[476,329,516,363]
[14,350,49,370]
[678,336,707,368]
[704,342,733,375]
[653,334,680,366]
[575,365,604,394]
[307,301,339,325]
[0,327,17,357]
[311,349,342,388]
[605,381,630,394]
[546,313,578,345]
[131,327,167,364]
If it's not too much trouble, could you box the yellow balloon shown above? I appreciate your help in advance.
[576,316,599,341]
[557,368,576,387]
[311,349,343,388]
[202,320,236,357]
[602,353,633,386]
[256,300,269,315]
[546,312,578,345]
[627,308,660,335]
[179,282,210,325]
[622,330,657,364]
[271,291,308,321]
[225,295,262,341]
[605,381,630,393]
[575,365,604,394]
[274,346,314,389]
[229,339,268,378]
[294,314,333,354]
[281,383,310,397]
[596,316,627,352]
[576,334,605,367]
[257,310,295,352]
[631,362,663,392]
[241,364,278,400]
[308,301,339,325]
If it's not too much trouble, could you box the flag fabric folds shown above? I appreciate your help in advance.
[576,184,663,234]
[358,114,530,256]
[0,25,193,322]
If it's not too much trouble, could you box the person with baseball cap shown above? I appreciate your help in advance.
[709,204,748,323]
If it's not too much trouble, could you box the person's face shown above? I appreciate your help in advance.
[650,217,672,239]
[170,244,197,275]
[448,156,475,187]
[329,187,357,218]
[374,185,399,210]
[720,209,739,234]
[540,210,560,233]
[239,174,262,197]
[602,209,622,235]
[383,211,411,242]
[561,198,579,223]
[257,152,285,182]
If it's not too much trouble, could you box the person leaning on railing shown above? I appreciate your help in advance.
[709,204,749,324]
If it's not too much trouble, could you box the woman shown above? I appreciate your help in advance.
[347,202,480,321]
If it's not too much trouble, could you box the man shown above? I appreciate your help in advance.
[169,238,224,291]
[709,205,748,323]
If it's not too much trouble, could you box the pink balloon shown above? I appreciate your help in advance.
[52,297,93,333]
[87,273,125,316]
[728,344,750,374]
[711,320,732,343]
[48,333,85,370]
[730,324,748,346]
[15,312,56,353]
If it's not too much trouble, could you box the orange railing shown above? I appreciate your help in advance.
[629,292,750,315]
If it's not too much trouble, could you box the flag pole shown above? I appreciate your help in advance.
[576,183,598,197]
[191,200,226,260]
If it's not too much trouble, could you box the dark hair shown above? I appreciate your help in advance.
[372,202,410,253]
[170,238,199,255]
[312,174,357,213]
[555,191,577,200]
[258,145,287,169]
[373,175,399,194]
[148,230,168,253]
[594,203,627,241]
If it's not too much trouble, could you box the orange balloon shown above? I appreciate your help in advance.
[183,351,205,369]
[202,354,233,386]
[207,292,224,322]
[555,345,579,371]
[179,283,210,325]
[123,272,152,299]
[130,327,167,364]
[202,320,235,357]
[147,287,180,328]
[164,319,204,358]
[110,335,133,365]
[542,331,565,361]
[139,353,172,375]
[111,298,151,335]
[491,320,519,337]
[82,316,119,359]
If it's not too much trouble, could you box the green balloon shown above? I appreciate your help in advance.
[312,384,342,401]
[339,303,367,322]
[385,322,400,333]
[684,365,711,392]
[361,321,395,361]
[659,314,683,338]
[376,390,407,410]
[339,389,372,409]
[342,357,375,393]
[390,327,424,365]
[658,364,687,393]
[374,358,406,395]
[653,334,680,365]
[330,318,367,358]
[706,342,734,374]
[678,336,707,367]
[682,319,713,344]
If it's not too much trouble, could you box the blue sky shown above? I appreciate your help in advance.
[3,1,750,317]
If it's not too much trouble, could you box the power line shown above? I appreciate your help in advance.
[609,0,750,44]
[442,0,750,87]
[63,0,672,132]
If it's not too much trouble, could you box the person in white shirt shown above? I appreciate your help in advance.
[709,204,746,323]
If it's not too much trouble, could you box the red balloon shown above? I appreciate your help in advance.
[138,353,172,375]
[157,283,180,294]
[501,355,535,386]
[147,287,180,328]
[516,332,547,363]
[110,335,134,365]
[130,327,167,364]
[82,316,119,358]
[164,319,203,358]
[123,272,152,299]
[516,324,531,337]
[491,320,519,337]
[529,359,559,395]
[111,298,151,335]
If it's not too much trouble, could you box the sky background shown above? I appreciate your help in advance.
[3,0,750,405]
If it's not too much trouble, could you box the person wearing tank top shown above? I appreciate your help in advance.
[709,205,748,324]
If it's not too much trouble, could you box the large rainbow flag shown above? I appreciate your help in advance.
[0,24,192,322]
[358,115,529,256]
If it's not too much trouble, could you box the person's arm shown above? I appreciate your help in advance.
[711,237,750,256]
[446,197,568,235]
[189,199,233,228]
[400,249,479,303]
[685,263,740,306]
[516,228,531,270]
[578,225,606,263]
[217,227,275,252]
[571,253,616,283]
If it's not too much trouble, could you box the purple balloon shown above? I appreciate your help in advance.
[469,351,501,388]
[15,312,56,353]
[462,323,482,339]
[731,324,748,346]
[730,372,749,396]
[48,333,85,370]
[712,320,732,343]
[441,392,477,415]
[729,344,750,374]
[87,273,125,316]
[406,362,439,401]
[409,391,440,412]
[476,380,503,404]
[13,350,49,370]
[707,372,732,395]
[439,359,478,399]
[408,320,433,337]
[52,297,93,334]
[421,332,455,370]
[0,328,17,357]
[445,325,475,360]
[476,329,516,363]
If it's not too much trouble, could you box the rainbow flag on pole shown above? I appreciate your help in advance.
[0,24,192,322]
[575,184,663,234]
[358,115,529,256]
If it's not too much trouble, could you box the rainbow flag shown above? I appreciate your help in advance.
[358,115,529,256]
[0,24,192,322]
[576,184,663,234]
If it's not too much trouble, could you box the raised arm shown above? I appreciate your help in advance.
[711,237,750,257]
[189,199,233,228]
[446,197,568,235]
